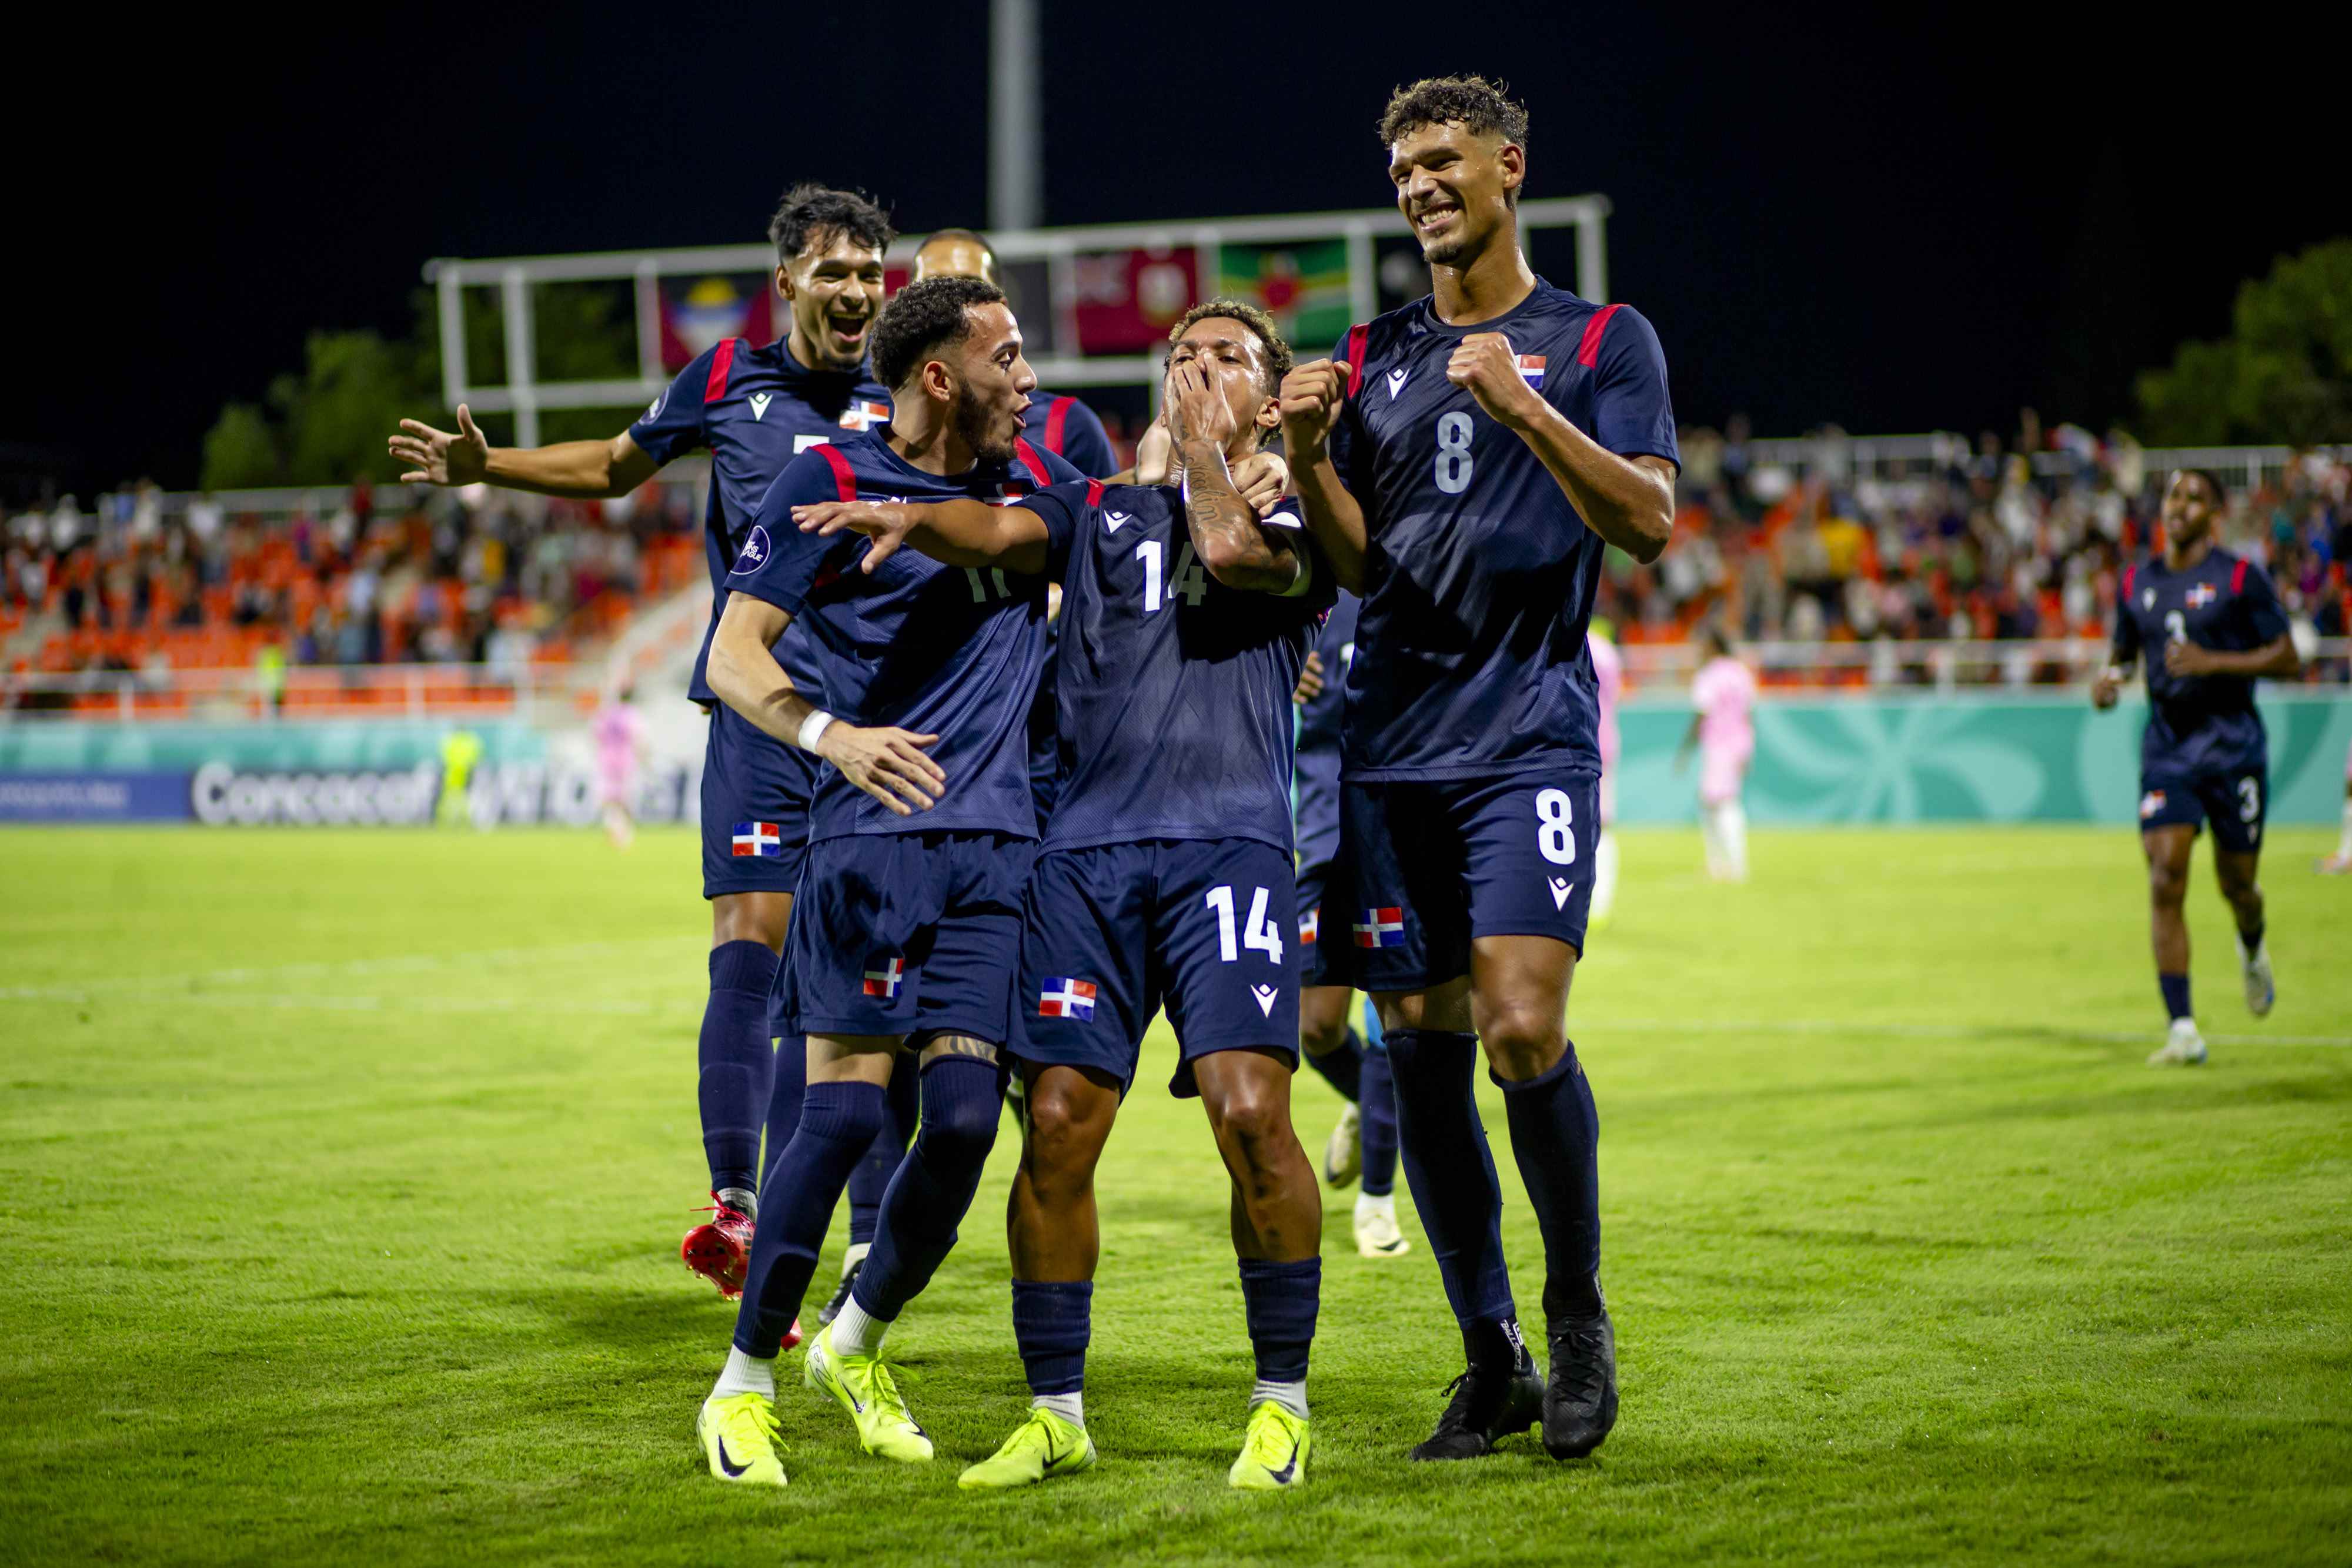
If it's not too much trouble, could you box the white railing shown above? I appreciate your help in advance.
[1732,436,2350,499]
[1616,636,2352,693]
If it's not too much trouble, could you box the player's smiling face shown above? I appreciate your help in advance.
[2161,471,2218,548]
[1389,121,1522,266]
[779,231,887,370]
[1166,319,1280,450]
[945,301,1037,464]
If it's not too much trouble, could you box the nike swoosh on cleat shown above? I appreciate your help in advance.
[1269,1440,1299,1485]
[714,1436,750,1477]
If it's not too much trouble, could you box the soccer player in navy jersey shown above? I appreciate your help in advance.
[2092,469,2297,1066]
[691,276,1085,1487]
[1291,591,1409,1260]
[1278,76,1678,1464]
[389,186,893,1305]
[794,300,1332,1491]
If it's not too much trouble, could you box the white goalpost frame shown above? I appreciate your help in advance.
[423,197,1612,445]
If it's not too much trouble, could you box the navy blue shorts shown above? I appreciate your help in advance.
[700,703,818,899]
[781,830,1031,1042]
[2139,764,2268,853]
[1331,770,1601,991]
[1295,858,1341,990]
[1015,838,1301,1098]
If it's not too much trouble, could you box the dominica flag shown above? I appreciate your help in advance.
[731,821,782,857]
[1038,977,1098,1019]
[863,957,904,999]
[1354,907,1406,948]
[1516,355,1547,387]
[838,400,891,432]
[1217,239,1353,347]
[1298,906,1319,945]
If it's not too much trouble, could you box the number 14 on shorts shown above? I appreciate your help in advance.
[1205,885,1284,964]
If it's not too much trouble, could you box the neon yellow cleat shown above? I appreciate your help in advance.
[1228,1400,1310,1491]
[696,1392,787,1487]
[958,1405,1097,1490]
[801,1322,933,1462]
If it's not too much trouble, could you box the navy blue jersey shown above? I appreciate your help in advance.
[726,430,1082,842]
[1023,393,1119,480]
[629,336,891,703]
[2111,548,2289,772]
[1292,589,1360,869]
[1326,281,1678,780]
[1017,479,1335,855]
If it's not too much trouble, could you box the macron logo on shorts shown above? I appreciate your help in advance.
[863,957,904,999]
[1038,978,1097,1019]
[1354,907,1406,948]
[731,821,781,857]
[1298,907,1319,945]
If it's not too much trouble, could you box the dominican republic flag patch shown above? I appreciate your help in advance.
[1354,907,1406,948]
[1515,355,1547,387]
[863,957,904,998]
[838,400,890,432]
[1038,977,1098,1019]
[731,821,782,857]
[1298,907,1319,945]
[2186,582,2217,607]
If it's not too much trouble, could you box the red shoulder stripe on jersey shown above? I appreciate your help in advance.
[704,339,739,403]
[1343,325,1368,397]
[2123,564,2136,600]
[1084,479,1105,509]
[2231,558,2247,594]
[1013,438,1050,486]
[1044,396,1074,454]
[816,442,857,502]
[1576,304,1624,369]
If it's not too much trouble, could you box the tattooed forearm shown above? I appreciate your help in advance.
[1176,439,1298,591]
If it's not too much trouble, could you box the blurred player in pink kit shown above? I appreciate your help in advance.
[593,685,647,850]
[1587,620,1623,923]
[1678,626,1755,881]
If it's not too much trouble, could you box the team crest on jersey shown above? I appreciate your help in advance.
[863,957,904,999]
[1516,355,1547,387]
[1384,367,1409,400]
[1297,906,1319,945]
[2140,790,2166,820]
[730,821,781,857]
[733,526,770,573]
[1354,907,1406,949]
[2186,583,2217,608]
[838,400,890,432]
[1038,977,1097,1019]
[748,392,772,421]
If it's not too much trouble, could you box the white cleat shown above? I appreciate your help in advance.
[1353,1201,1411,1258]
[2149,1018,2209,1067]
[1323,1102,1362,1189]
[2238,937,2275,1018]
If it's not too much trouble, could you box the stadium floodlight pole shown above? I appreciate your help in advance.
[988,0,1042,232]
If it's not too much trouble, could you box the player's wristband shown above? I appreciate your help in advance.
[796,709,835,753]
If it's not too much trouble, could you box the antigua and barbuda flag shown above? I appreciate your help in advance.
[863,957,904,999]
[1515,354,1547,388]
[731,821,781,857]
[1353,906,1406,948]
[1038,977,1098,1019]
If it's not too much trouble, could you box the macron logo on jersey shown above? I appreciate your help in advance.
[2186,583,2217,608]
[863,957,904,999]
[1516,355,1547,387]
[1385,367,1409,400]
[1104,509,1133,533]
[1354,907,1406,948]
[748,392,772,421]
[733,526,770,573]
[1038,978,1098,1019]
[731,821,781,857]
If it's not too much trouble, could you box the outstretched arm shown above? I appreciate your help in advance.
[791,497,1050,575]
[390,404,662,500]
[707,591,947,817]
[2166,633,2300,681]
[1277,359,1367,592]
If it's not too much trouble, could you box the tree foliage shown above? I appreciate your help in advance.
[2135,239,2352,445]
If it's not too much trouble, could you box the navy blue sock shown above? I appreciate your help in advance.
[1238,1257,1321,1384]
[1011,1279,1093,1396]
[1385,1028,1515,1328]
[758,1034,806,1194]
[850,1055,1003,1322]
[847,1056,919,1248]
[1304,1028,1364,1102]
[2160,972,2192,1022]
[732,1081,883,1357]
[1359,1044,1399,1198]
[699,941,779,1194]
[1496,1042,1603,1325]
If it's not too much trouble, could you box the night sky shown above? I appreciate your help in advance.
[21,2,2341,494]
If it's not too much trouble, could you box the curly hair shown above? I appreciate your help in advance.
[767,183,896,266]
[1165,299,1294,395]
[870,275,1007,392]
[1377,75,1531,152]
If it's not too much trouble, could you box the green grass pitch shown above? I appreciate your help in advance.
[2,824,2347,1566]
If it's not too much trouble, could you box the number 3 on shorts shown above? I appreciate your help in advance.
[2239,775,2261,833]
[1535,788,1578,867]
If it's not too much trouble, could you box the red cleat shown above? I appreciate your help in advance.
[680,1195,801,1348]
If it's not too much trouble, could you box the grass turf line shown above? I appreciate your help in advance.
[1,825,2346,1566]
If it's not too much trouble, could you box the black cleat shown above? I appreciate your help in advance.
[1542,1309,1618,1459]
[1409,1360,1544,1461]
[817,1258,863,1327]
